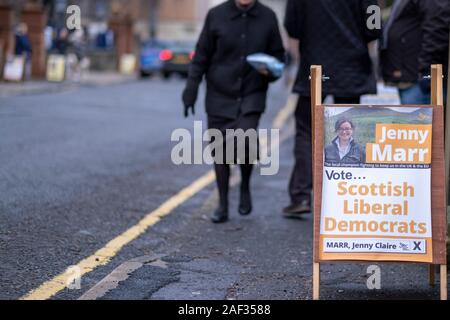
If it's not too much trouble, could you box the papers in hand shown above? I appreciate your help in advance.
[246,53,285,78]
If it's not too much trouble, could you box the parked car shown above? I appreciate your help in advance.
[139,39,168,77]
[160,41,195,79]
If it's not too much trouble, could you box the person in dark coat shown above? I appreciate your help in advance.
[380,0,449,104]
[15,23,32,58]
[182,0,285,223]
[283,0,381,217]
[15,23,32,80]
[324,118,365,164]
[52,28,71,55]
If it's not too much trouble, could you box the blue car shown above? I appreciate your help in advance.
[139,40,169,77]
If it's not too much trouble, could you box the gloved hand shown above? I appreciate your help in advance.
[184,104,195,117]
[182,83,198,118]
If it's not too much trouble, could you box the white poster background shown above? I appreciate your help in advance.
[322,238,427,254]
[320,167,432,239]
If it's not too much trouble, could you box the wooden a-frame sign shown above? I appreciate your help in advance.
[311,64,448,300]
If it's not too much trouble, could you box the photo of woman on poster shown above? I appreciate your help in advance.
[324,118,366,164]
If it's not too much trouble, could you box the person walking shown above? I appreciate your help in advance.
[182,0,285,223]
[380,0,449,105]
[283,0,381,217]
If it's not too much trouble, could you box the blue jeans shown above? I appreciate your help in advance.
[398,83,430,105]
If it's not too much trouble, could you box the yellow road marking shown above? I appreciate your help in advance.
[272,94,297,129]
[21,94,296,300]
[21,171,215,300]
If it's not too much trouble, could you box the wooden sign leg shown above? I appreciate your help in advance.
[441,265,447,300]
[310,65,322,301]
[313,262,320,300]
[429,265,436,286]
[431,65,447,301]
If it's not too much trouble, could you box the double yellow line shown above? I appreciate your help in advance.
[21,94,297,300]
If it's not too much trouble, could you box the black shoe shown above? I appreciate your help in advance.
[238,190,252,216]
[211,206,228,223]
[283,200,311,218]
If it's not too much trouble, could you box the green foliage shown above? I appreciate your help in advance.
[324,107,433,147]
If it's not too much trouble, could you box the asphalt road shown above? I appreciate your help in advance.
[0,77,446,300]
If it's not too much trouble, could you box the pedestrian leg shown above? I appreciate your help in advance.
[239,164,253,215]
[285,96,313,215]
[214,163,230,210]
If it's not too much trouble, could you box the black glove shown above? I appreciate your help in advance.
[182,82,198,118]
[184,104,195,117]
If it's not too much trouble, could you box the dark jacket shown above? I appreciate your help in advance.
[52,38,70,55]
[284,0,381,97]
[183,0,285,119]
[324,137,366,164]
[380,0,450,84]
[15,33,32,57]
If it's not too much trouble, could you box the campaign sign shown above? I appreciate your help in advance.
[319,106,433,262]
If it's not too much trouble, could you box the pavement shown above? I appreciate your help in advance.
[0,71,137,97]
[0,75,447,300]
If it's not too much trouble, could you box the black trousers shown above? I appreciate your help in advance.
[288,96,361,204]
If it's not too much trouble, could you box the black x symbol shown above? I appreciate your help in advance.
[413,241,422,251]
